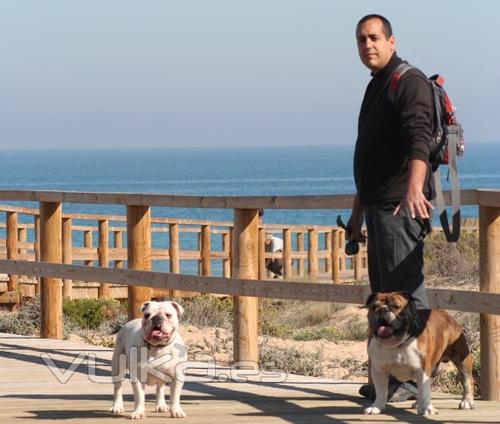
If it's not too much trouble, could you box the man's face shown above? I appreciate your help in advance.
[356,18,395,73]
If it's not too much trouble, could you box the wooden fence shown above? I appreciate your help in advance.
[0,188,498,401]
[0,205,368,300]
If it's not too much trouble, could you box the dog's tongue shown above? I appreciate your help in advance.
[150,329,165,339]
[377,326,394,339]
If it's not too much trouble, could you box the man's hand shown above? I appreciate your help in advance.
[394,186,434,219]
[394,158,434,219]
[347,194,367,243]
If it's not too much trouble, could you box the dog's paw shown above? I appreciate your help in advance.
[418,404,438,416]
[170,405,186,418]
[459,398,474,410]
[411,400,418,409]
[363,405,382,415]
[155,403,170,413]
[130,410,146,420]
[109,403,124,414]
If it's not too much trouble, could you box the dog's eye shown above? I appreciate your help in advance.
[165,313,172,319]
[144,313,150,319]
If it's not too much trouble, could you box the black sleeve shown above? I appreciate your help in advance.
[394,71,434,163]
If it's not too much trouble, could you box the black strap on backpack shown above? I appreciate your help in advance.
[388,63,462,242]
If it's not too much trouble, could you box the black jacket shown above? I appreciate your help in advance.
[354,53,435,205]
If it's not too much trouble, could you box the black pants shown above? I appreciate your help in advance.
[365,203,432,310]
[266,258,283,276]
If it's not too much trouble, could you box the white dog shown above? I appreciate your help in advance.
[110,301,188,419]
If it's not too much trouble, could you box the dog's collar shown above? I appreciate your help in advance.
[375,331,413,349]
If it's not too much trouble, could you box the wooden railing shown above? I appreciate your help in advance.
[0,205,369,300]
[0,188,498,401]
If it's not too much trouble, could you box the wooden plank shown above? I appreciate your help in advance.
[2,259,500,315]
[0,290,19,303]
[0,188,487,208]
[62,217,73,298]
[98,219,110,298]
[283,228,292,279]
[478,189,500,208]
[6,212,18,291]
[308,229,318,279]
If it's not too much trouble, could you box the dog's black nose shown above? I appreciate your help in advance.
[152,315,165,326]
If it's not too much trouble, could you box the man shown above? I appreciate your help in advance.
[265,232,284,277]
[347,14,435,400]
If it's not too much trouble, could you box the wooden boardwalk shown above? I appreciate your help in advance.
[1,333,499,423]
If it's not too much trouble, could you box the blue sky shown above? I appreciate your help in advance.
[1,1,498,150]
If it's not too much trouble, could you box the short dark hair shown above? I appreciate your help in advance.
[357,14,393,39]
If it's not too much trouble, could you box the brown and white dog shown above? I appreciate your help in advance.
[110,301,187,419]
[364,291,474,416]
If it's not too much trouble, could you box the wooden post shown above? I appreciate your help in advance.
[98,219,110,298]
[233,209,259,369]
[18,226,27,259]
[258,227,266,279]
[6,212,19,292]
[332,229,340,283]
[127,206,152,320]
[201,224,211,276]
[18,226,27,286]
[34,215,41,295]
[223,231,231,278]
[339,230,346,271]
[283,228,292,280]
[62,217,73,299]
[169,223,180,298]
[84,230,93,266]
[297,232,305,277]
[354,252,362,281]
[324,231,332,274]
[40,202,62,339]
[114,230,123,269]
[479,205,500,401]
[308,229,318,280]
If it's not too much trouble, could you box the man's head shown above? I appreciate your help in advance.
[356,14,395,73]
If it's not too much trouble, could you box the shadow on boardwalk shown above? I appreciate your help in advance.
[1,333,498,423]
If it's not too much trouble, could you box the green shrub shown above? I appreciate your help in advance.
[63,298,123,330]
[293,326,343,341]
[0,296,40,336]
[259,344,324,376]
[337,317,368,341]
[179,295,232,328]
[424,230,479,281]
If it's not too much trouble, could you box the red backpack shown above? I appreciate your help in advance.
[389,63,464,242]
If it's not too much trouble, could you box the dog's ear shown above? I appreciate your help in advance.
[365,293,377,308]
[170,301,184,318]
[398,291,414,301]
[140,301,151,314]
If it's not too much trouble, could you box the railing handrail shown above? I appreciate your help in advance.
[0,188,492,208]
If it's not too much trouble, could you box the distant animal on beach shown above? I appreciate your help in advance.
[364,291,474,416]
[110,300,188,419]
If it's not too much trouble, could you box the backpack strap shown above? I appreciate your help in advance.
[432,129,461,242]
[388,63,413,102]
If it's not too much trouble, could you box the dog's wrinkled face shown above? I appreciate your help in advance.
[366,292,415,345]
[140,301,184,347]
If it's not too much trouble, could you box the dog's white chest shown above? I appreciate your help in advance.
[369,337,422,382]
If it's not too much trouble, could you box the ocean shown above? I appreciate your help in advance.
[1,144,498,275]
[1,143,499,224]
